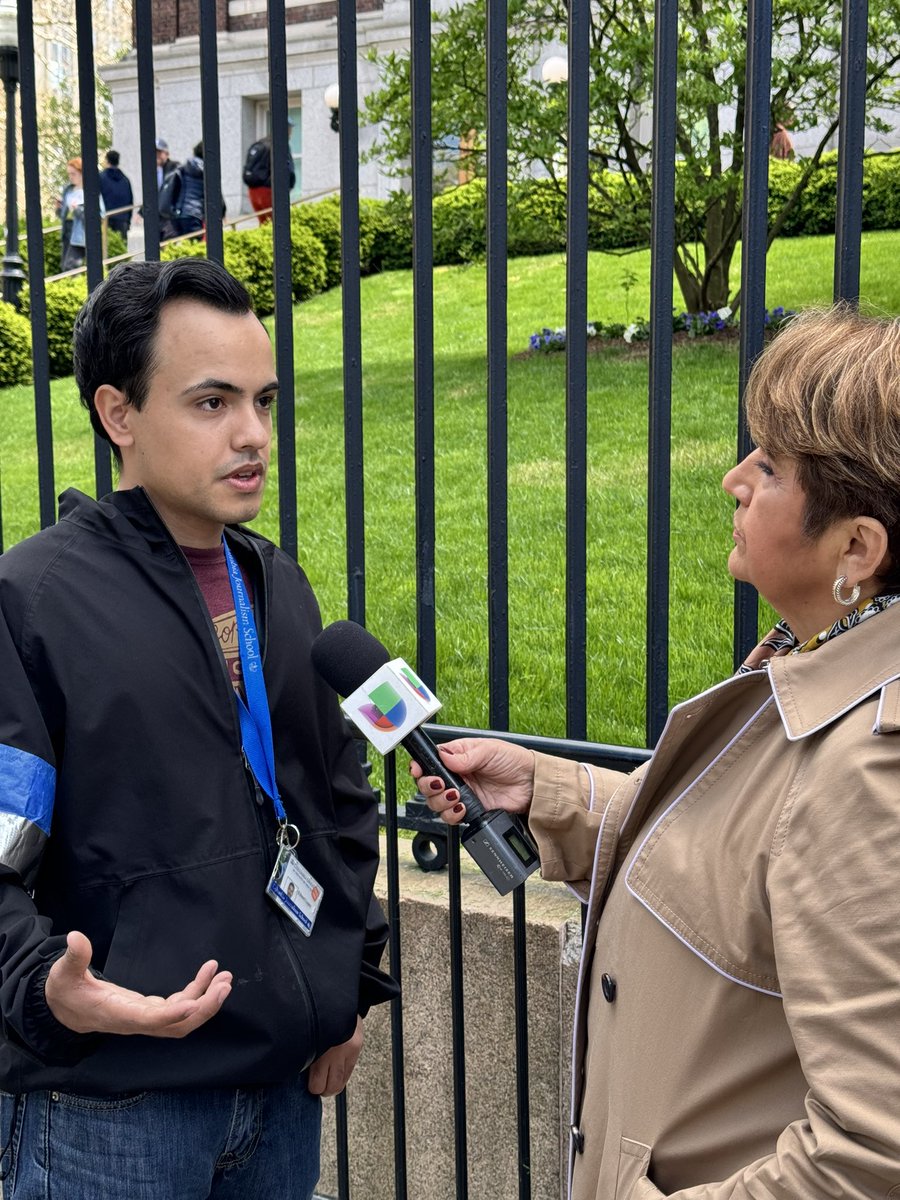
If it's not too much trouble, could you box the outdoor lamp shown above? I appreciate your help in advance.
[324,82,340,134]
[541,56,568,85]
[0,0,25,307]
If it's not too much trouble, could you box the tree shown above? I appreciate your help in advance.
[364,0,900,311]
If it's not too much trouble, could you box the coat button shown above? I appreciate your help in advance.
[570,1124,585,1153]
[601,972,617,1003]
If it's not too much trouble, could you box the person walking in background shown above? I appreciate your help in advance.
[98,149,134,237]
[0,257,396,1199]
[770,119,795,160]
[154,137,180,239]
[242,120,296,225]
[169,141,206,237]
[56,157,104,272]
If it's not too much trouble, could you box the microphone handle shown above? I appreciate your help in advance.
[401,727,487,822]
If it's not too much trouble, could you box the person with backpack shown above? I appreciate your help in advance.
[242,121,296,224]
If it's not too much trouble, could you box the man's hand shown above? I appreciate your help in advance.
[45,930,232,1038]
[308,1016,364,1097]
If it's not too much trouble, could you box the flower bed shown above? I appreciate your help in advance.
[526,307,796,354]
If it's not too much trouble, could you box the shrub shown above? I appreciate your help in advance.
[357,198,386,274]
[20,276,87,378]
[289,223,327,301]
[366,191,412,272]
[224,227,276,317]
[433,180,486,264]
[0,302,33,387]
[293,199,342,287]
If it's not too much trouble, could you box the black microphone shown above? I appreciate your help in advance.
[311,620,539,895]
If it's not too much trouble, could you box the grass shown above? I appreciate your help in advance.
[2,230,898,748]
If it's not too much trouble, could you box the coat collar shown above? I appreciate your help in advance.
[768,600,900,739]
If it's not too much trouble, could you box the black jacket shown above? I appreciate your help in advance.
[98,167,134,222]
[0,488,396,1094]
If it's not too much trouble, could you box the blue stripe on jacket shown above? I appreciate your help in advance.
[0,743,55,835]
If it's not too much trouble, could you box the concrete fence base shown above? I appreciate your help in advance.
[319,834,582,1200]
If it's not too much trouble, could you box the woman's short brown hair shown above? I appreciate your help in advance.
[745,304,900,592]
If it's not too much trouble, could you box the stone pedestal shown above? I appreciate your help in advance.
[318,835,582,1200]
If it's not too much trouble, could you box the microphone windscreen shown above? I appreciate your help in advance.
[311,620,391,697]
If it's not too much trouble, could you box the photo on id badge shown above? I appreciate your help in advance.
[267,843,324,936]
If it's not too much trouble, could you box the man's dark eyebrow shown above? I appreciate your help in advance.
[180,378,279,397]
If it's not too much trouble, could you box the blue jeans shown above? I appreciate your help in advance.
[0,1076,321,1199]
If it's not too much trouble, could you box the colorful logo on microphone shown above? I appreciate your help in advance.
[359,681,408,731]
[400,666,432,702]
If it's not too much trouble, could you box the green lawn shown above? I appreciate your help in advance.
[2,230,898,748]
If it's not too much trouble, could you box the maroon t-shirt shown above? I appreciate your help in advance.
[182,544,250,695]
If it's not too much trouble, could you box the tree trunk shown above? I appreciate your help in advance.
[673,254,702,313]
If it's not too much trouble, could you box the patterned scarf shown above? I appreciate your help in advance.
[738,593,900,674]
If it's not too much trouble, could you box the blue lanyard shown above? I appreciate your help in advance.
[223,538,286,824]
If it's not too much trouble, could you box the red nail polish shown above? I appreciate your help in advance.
[429,780,443,792]
[446,790,459,803]
[453,803,465,814]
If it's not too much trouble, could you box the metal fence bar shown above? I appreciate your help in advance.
[565,0,590,742]
[335,1089,351,1200]
[733,0,773,666]
[74,0,112,499]
[833,0,869,304]
[198,0,224,265]
[266,0,298,559]
[383,754,408,1200]
[645,0,678,747]
[337,0,366,627]
[485,0,509,733]
[410,0,437,688]
[16,0,55,530]
[134,0,159,261]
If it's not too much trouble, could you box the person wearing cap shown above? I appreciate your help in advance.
[242,121,297,224]
[152,138,180,239]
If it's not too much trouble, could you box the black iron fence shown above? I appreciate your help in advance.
[0,0,876,1195]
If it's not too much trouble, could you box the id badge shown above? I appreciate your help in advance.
[266,843,324,937]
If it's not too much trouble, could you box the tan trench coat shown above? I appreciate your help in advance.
[528,602,900,1199]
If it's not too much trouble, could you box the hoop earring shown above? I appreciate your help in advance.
[832,575,861,607]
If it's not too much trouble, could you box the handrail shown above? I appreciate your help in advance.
[34,189,341,283]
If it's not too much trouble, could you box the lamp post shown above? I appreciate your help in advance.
[541,55,568,85]
[0,0,24,308]
[324,82,340,134]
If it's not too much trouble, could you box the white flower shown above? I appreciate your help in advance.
[587,323,597,337]
[717,306,732,320]
[624,322,638,344]
[555,327,565,336]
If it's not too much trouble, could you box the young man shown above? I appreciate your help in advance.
[0,258,396,1198]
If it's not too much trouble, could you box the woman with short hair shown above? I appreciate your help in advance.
[416,305,900,1199]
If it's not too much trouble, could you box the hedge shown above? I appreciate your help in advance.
[380,150,900,269]
[19,276,88,379]
[0,302,33,387]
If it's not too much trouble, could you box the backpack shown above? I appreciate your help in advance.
[158,167,182,220]
[243,140,271,188]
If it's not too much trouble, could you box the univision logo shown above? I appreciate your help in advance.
[400,665,431,701]
[360,681,408,731]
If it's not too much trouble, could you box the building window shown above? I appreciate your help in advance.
[256,99,302,199]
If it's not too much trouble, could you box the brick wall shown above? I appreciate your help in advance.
[149,0,382,42]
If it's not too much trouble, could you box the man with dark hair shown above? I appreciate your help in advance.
[0,258,396,1198]
[98,149,134,237]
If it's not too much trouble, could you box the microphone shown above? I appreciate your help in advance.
[311,620,539,895]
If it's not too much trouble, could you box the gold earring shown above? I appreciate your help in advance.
[832,576,861,607]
